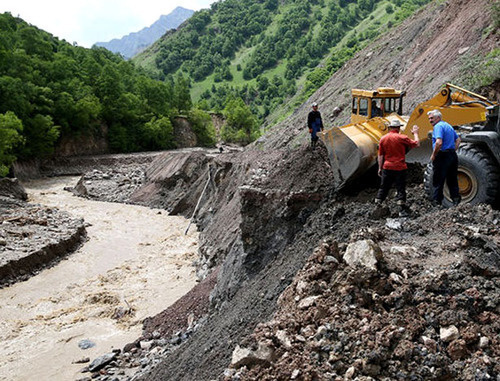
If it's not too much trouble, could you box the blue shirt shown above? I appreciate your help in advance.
[432,121,458,150]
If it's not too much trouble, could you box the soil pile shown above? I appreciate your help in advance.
[225,199,499,380]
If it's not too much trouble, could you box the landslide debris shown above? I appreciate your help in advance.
[0,196,86,287]
[225,201,500,380]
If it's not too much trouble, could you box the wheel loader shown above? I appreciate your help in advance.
[319,83,500,206]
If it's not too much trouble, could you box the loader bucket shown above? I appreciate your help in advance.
[319,122,380,189]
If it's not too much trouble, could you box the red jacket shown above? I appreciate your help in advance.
[379,130,419,171]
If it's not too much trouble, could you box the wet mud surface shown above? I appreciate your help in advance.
[0,177,199,381]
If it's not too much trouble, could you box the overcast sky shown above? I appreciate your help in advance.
[0,0,214,48]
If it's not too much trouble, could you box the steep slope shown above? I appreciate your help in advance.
[133,0,434,122]
[133,0,498,379]
[95,7,194,59]
[74,0,498,379]
[263,0,498,152]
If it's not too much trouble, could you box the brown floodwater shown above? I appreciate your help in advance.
[0,176,198,381]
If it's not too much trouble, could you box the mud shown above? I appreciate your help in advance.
[63,146,499,381]
[0,177,199,381]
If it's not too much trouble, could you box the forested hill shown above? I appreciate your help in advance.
[133,0,432,124]
[0,12,215,177]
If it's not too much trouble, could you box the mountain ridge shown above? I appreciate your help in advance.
[95,6,194,59]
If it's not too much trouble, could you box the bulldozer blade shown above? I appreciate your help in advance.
[320,126,376,189]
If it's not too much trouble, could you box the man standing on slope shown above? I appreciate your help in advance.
[307,102,324,150]
[374,119,420,217]
[428,109,461,206]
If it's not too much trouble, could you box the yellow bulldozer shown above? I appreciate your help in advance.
[319,83,500,206]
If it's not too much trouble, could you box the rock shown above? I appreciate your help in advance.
[362,359,381,377]
[275,330,292,349]
[296,280,309,295]
[447,339,468,360]
[78,339,96,350]
[421,336,437,353]
[315,325,328,339]
[0,178,27,200]
[123,341,139,352]
[343,239,383,270]
[88,353,117,372]
[479,336,489,348]
[140,340,154,350]
[231,342,275,368]
[298,295,321,309]
[170,336,182,345]
[440,326,460,342]
[74,177,88,196]
[291,369,300,379]
[345,366,356,379]
[324,255,338,264]
[187,313,195,328]
[385,218,402,230]
[295,335,306,343]
[390,246,416,257]
[72,357,91,364]
[389,272,403,284]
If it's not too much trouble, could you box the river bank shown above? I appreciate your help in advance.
[0,177,199,381]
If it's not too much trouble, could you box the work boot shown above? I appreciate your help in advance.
[431,199,442,208]
[397,204,410,218]
[398,208,410,218]
[452,196,461,206]
[371,199,389,219]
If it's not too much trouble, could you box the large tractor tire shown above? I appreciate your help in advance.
[423,144,500,206]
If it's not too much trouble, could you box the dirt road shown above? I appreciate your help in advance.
[0,177,199,381]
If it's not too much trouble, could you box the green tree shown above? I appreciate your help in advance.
[188,108,216,147]
[0,111,24,176]
[221,97,259,144]
[23,114,60,158]
[140,116,174,150]
[173,74,192,113]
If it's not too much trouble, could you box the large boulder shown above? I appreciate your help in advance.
[343,239,383,271]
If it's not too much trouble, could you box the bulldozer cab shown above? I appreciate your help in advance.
[351,87,405,123]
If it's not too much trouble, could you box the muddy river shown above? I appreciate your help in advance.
[0,177,199,381]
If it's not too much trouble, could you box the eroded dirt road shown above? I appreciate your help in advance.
[0,176,199,381]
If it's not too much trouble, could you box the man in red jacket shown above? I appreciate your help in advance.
[375,119,420,217]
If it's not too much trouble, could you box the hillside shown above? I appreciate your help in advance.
[66,0,498,380]
[133,0,434,123]
[0,12,215,177]
[95,7,194,59]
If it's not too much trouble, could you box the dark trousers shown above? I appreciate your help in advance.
[376,169,407,203]
[310,128,321,148]
[433,150,459,203]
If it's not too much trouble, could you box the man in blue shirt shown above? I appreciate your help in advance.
[428,109,461,206]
